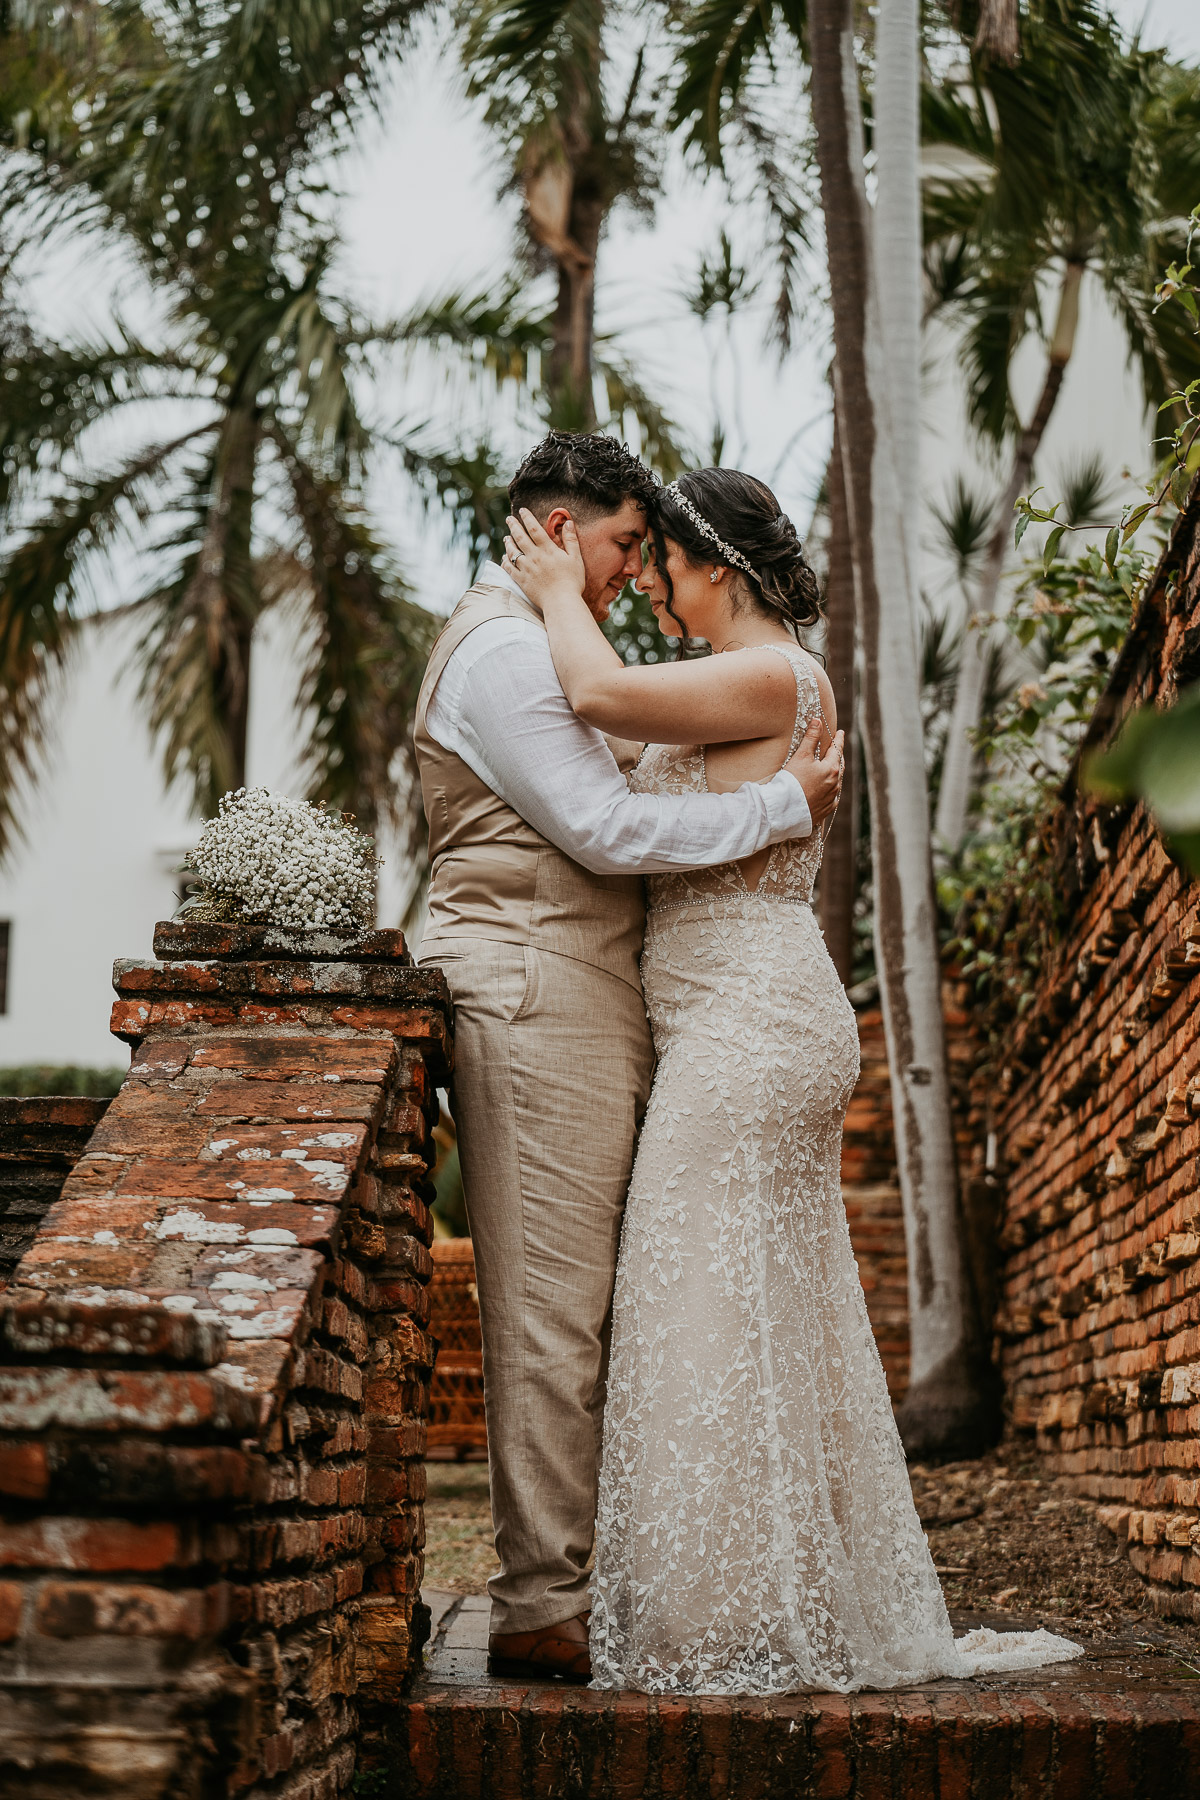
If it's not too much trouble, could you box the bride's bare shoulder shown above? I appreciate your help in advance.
[741,643,837,734]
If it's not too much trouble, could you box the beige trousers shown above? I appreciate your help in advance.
[419,937,654,1634]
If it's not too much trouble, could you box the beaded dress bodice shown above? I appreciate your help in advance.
[629,643,824,915]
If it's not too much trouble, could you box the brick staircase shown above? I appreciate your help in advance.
[0,1097,111,1292]
[367,1597,1200,1799]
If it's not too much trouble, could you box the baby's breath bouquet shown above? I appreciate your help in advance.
[183,789,377,930]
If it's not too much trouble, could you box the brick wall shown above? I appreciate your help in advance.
[0,920,450,1797]
[426,1240,486,1460]
[840,994,984,1404]
[0,1099,111,1293]
[841,1009,910,1398]
[972,493,1200,1620]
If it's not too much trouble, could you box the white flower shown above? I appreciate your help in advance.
[187,789,376,931]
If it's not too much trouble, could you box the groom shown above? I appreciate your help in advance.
[414,431,844,1681]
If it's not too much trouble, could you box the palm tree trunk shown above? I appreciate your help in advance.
[809,0,999,1457]
[934,258,1084,850]
[201,407,258,799]
[874,0,922,548]
[974,0,1020,63]
[819,419,858,987]
[548,183,602,429]
[537,58,605,432]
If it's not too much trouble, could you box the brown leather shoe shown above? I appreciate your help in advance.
[487,1612,591,1683]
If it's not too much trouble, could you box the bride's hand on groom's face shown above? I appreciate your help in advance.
[786,719,845,827]
[502,509,587,604]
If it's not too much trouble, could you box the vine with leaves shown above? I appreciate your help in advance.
[943,205,1200,1044]
[1016,207,1200,583]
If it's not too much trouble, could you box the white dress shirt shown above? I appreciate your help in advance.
[423,562,813,876]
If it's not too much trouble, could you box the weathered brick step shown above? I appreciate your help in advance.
[152,921,414,963]
[376,1618,1200,1799]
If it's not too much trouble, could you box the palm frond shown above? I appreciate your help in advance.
[686,230,758,321]
[664,0,816,351]
[1147,63,1200,222]
[957,265,1038,443]
[0,322,180,512]
[920,75,997,174]
[921,1,1200,450]
[1056,451,1115,527]
[726,101,818,353]
[1106,259,1200,417]
[593,350,688,479]
[388,430,513,562]
[272,266,371,475]
[138,414,261,817]
[0,425,213,859]
[920,601,962,701]
[461,0,606,148]
[671,0,807,164]
[372,278,553,389]
[271,425,437,840]
[1,0,107,153]
[931,476,995,579]
[11,0,425,291]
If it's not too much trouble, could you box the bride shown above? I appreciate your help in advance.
[502,467,1079,1696]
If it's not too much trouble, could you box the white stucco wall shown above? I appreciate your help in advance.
[0,613,195,1068]
[0,604,338,1069]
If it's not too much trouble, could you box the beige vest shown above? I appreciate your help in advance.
[414,584,646,992]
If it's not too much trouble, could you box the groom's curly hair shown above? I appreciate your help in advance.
[509,431,658,523]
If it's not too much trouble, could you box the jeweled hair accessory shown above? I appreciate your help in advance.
[661,482,760,583]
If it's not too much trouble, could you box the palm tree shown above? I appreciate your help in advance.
[926,3,1200,849]
[0,0,545,859]
[460,0,664,429]
[926,477,1020,793]
[816,0,999,1456]
[675,0,1004,1454]
[815,417,857,986]
[460,0,819,682]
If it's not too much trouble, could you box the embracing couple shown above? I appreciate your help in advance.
[414,432,1077,1696]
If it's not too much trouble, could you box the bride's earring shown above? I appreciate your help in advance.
[709,570,719,584]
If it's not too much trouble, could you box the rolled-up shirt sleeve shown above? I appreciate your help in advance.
[431,621,812,876]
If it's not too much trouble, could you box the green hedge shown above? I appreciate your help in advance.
[0,1065,127,1098]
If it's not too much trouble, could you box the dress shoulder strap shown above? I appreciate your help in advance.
[755,643,823,761]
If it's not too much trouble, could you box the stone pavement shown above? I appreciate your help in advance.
[368,1588,1200,1798]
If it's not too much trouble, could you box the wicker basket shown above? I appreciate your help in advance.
[427,1237,487,1459]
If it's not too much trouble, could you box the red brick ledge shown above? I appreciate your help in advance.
[379,1661,1200,1799]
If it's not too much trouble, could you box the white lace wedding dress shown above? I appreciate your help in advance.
[590,644,1080,1695]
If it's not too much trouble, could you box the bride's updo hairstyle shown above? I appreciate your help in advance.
[649,469,821,652]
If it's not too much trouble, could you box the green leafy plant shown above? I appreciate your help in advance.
[1087,683,1200,874]
[941,544,1139,1037]
[1074,212,1200,876]
[947,198,1200,1037]
[1014,201,1200,587]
